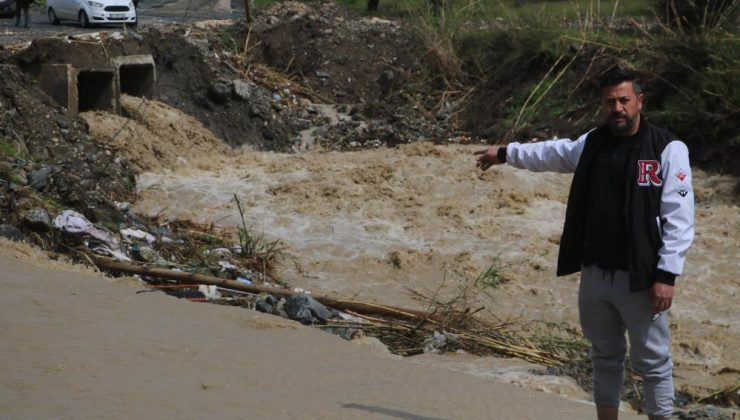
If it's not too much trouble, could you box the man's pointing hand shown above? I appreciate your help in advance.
[475,147,504,171]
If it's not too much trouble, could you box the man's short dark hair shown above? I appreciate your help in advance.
[598,67,642,94]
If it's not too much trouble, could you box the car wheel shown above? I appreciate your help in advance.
[79,10,90,27]
[48,8,60,25]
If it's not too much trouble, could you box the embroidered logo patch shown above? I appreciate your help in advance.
[676,169,687,181]
[638,160,663,187]
[677,186,689,197]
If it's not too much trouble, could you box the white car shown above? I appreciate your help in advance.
[47,0,136,27]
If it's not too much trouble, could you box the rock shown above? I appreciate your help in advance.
[0,161,13,181]
[377,70,395,93]
[255,294,279,314]
[284,295,337,324]
[249,105,267,119]
[23,208,52,233]
[27,165,54,190]
[208,82,231,103]
[313,125,328,137]
[232,79,253,101]
[273,297,289,319]
[0,224,25,242]
[350,103,364,115]
[315,69,330,79]
[266,15,280,25]
[157,51,177,69]
[134,246,160,263]
[675,405,732,420]
[262,129,275,141]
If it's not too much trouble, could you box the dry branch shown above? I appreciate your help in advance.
[87,254,443,322]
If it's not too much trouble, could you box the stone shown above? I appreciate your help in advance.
[23,208,52,233]
[313,125,328,137]
[134,246,160,263]
[377,70,395,93]
[262,129,275,141]
[0,161,13,181]
[315,69,330,79]
[232,79,253,101]
[27,165,54,190]
[0,224,25,242]
[208,82,231,104]
[284,295,337,324]
[255,295,279,314]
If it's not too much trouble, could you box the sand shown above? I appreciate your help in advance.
[0,242,644,419]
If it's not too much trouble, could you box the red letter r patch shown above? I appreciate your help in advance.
[638,160,663,186]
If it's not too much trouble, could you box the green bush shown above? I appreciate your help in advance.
[658,0,739,31]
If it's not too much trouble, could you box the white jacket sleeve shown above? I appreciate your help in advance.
[505,131,590,173]
[657,140,695,276]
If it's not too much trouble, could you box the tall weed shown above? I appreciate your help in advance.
[232,194,284,274]
[408,0,485,88]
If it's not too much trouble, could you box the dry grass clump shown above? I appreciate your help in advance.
[323,272,588,365]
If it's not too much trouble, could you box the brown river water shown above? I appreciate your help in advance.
[81,97,739,402]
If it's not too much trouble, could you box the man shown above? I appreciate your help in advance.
[14,0,33,27]
[475,67,694,420]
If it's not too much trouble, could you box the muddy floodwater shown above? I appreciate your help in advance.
[81,96,739,400]
[131,140,739,399]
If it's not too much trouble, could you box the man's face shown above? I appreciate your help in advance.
[600,81,643,136]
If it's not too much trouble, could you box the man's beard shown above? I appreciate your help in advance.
[607,112,638,135]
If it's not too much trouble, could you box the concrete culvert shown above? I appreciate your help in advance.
[119,64,154,97]
[77,70,116,112]
[113,55,156,98]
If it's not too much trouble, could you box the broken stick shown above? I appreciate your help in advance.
[88,254,444,322]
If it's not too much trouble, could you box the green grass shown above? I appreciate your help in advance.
[232,194,284,274]
[218,25,239,53]
[485,0,655,20]
[251,0,657,20]
[0,138,29,160]
[474,257,506,288]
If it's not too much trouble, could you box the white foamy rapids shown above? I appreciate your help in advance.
[135,168,519,263]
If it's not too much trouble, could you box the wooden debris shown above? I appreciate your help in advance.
[87,254,443,322]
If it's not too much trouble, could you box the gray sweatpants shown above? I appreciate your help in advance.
[578,264,674,417]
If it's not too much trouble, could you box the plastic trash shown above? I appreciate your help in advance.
[120,228,156,244]
[235,276,253,285]
[53,210,121,252]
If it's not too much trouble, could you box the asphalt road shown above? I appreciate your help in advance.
[0,0,238,44]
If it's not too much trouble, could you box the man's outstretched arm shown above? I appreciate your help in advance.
[475,131,591,173]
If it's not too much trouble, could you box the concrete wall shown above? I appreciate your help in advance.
[38,64,78,116]
[33,53,155,116]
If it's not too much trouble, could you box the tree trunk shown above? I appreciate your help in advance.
[367,0,379,11]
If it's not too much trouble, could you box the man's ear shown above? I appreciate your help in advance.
[637,93,644,112]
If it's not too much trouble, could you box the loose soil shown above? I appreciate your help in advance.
[0,239,643,419]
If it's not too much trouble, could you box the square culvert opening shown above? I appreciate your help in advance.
[119,63,154,97]
[77,70,115,112]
